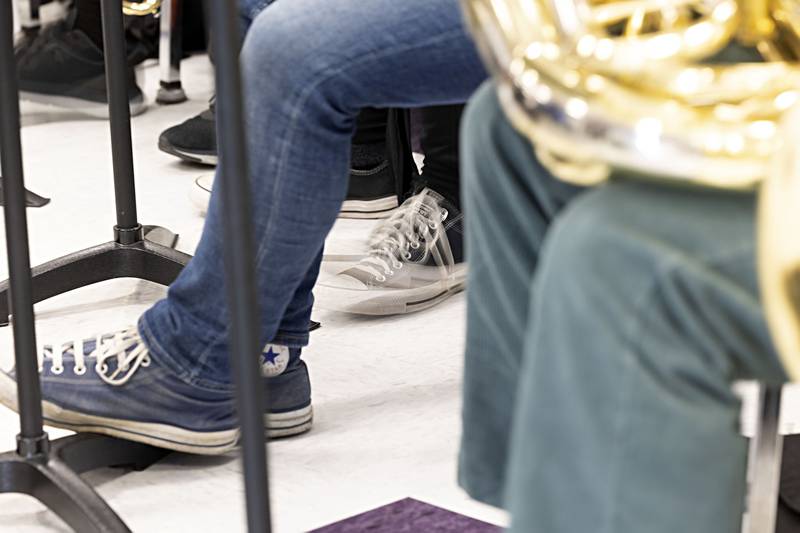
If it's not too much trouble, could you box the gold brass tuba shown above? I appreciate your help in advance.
[462,0,800,377]
[122,0,161,16]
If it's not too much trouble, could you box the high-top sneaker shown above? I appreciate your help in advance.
[315,188,466,315]
[0,327,313,454]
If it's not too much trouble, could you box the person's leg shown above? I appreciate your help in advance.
[457,82,582,505]
[506,180,783,533]
[459,84,786,531]
[0,0,488,453]
[314,103,471,316]
[414,104,464,208]
[146,0,484,364]
[165,0,400,217]
[159,0,275,166]
[238,0,274,32]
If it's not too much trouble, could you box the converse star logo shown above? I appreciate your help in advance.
[261,344,290,377]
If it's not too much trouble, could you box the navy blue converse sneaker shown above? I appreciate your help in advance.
[258,343,313,438]
[0,327,312,455]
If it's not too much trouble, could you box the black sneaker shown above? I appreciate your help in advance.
[158,98,218,166]
[341,161,399,219]
[188,166,399,220]
[16,25,145,118]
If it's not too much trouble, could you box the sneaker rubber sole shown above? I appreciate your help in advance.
[158,136,219,166]
[338,195,399,219]
[315,265,468,316]
[266,405,313,438]
[0,372,312,454]
[20,90,147,119]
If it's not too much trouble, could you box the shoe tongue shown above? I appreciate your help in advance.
[413,187,443,209]
[409,187,461,219]
[391,189,446,263]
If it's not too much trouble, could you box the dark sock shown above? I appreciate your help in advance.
[74,0,104,49]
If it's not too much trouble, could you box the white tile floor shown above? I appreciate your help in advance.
[0,57,508,532]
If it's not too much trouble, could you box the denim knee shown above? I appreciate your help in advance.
[239,0,273,26]
[242,9,357,119]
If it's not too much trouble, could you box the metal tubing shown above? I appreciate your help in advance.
[0,0,45,441]
[744,384,784,533]
[206,1,271,531]
[156,0,187,104]
[159,0,177,83]
[100,0,141,234]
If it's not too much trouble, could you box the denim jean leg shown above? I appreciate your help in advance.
[458,82,583,506]
[501,182,786,533]
[139,0,487,388]
[238,0,275,34]
[271,248,323,349]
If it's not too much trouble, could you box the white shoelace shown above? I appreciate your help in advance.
[38,326,150,386]
[359,193,449,281]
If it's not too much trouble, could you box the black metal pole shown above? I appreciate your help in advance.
[99,0,142,243]
[206,1,271,532]
[0,0,46,443]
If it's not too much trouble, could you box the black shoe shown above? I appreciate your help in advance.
[16,25,145,118]
[158,98,218,166]
[340,161,399,219]
[188,163,399,220]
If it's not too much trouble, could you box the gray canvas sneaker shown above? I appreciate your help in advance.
[315,188,466,315]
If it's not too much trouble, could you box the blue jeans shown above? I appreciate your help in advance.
[138,0,486,390]
[458,83,787,532]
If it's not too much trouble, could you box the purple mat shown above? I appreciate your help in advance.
[310,497,502,533]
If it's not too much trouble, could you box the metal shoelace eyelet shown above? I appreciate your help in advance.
[376,275,387,282]
[73,365,87,376]
[50,365,64,375]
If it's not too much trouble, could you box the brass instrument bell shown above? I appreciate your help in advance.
[122,0,161,16]
[462,0,800,378]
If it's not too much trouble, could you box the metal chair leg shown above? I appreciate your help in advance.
[156,0,187,104]
[744,384,784,533]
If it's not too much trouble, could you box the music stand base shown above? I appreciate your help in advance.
[0,433,167,533]
[0,235,190,327]
[0,177,50,207]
